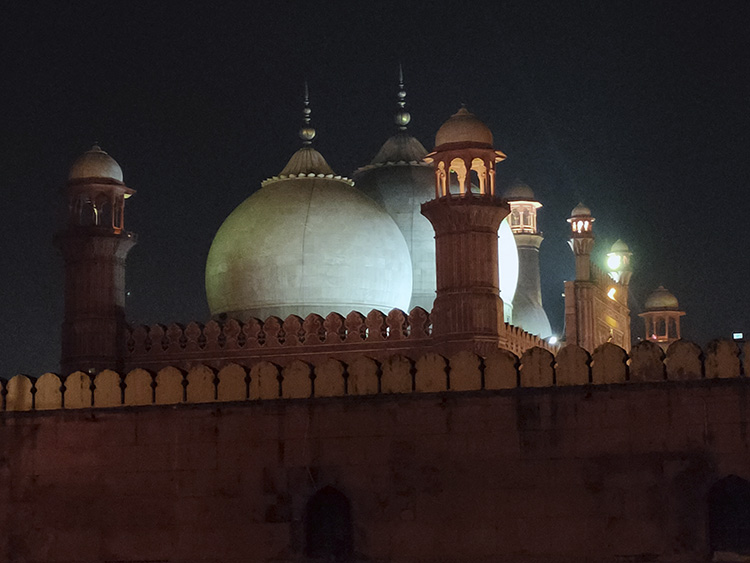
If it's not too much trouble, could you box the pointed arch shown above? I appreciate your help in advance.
[305,486,353,561]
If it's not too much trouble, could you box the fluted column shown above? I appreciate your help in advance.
[421,194,509,355]
[58,231,135,374]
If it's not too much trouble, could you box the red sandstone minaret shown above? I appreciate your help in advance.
[421,108,508,355]
[564,204,632,351]
[57,145,136,375]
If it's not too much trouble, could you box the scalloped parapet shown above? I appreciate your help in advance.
[121,308,559,375]
[3,340,747,414]
[124,308,435,372]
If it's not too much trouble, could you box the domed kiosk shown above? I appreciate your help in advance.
[434,106,495,148]
[639,286,685,350]
[206,96,412,321]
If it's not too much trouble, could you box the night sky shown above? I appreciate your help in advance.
[1,1,748,376]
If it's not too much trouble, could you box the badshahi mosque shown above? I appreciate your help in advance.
[2,78,749,563]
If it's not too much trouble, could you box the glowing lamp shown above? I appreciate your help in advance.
[606,239,633,285]
[607,254,622,271]
[607,287,617,300]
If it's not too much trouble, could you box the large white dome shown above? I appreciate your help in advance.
[206,148,413,320]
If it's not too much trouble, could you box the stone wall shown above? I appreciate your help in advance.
[2,339,744,412]
[1,339,748,562]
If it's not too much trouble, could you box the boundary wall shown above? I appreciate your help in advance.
[2,339,744,413]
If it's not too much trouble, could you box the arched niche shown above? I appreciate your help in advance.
[305,486,354,561]
[709,475,750,556]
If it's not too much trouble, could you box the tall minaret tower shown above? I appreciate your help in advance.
[568,202,595,281]
[564,203,597,350]
[57,146,136,375]
[564,203,632,351]
[421,108,508,355]
[504,181,551,338]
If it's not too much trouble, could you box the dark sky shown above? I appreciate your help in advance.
[1,1,748,376]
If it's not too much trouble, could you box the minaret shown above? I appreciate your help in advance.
[639,286,685,351]
[564,204,632,351]
[421,107,508,355]
[568,202,595,281]
[564,203,596,350]
[57,145,136,374]
[504,181,551,338]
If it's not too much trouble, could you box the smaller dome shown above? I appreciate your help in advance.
[570,202,591,217]
[503,180,536,201]
[68,145,123,182]
[644,286,680,310]
[610,239,631,253]
[434,107,493,148]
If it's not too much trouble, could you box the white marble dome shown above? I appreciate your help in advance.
[205,147,413,321]
[354,133,436,311]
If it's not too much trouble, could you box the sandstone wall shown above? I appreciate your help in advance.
[1,339,749,562]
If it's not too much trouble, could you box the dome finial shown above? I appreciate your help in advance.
[395,63,411,131]
[298,81,316,145]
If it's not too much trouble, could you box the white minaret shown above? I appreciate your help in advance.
[503,181,551,338]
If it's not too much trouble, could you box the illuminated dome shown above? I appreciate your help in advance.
[503,180,536,201]
[354,133,435,311]
[434,107,493,148]
[570,202,591,217]
[610,239,630,253]
[644,286,680,311]
[68,145,124,183]
[206,147,413,321]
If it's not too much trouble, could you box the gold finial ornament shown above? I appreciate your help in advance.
[395,64,411,130]
[299,82,316,144]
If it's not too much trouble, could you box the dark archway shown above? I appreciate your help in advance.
[709,475,750,554]
[305,486,353,561]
